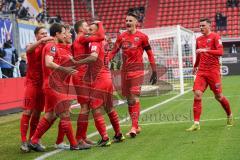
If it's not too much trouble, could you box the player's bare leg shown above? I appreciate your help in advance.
[126,94,142,137]
[214,93,233,126]
[186,90,202,132]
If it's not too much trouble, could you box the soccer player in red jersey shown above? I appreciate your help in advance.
[186,18,233,131]
[54,25,74,150]
[108,12,157,137]
[20,26,53,152]
[72,22,124,146]
[72,20,104,147]
[29,23,78,151]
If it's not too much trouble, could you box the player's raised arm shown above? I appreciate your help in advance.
[80,21,105,43]
[108,35,122,61]
[26,26,53,53]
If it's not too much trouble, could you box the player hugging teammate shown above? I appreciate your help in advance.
[20,11,158,152]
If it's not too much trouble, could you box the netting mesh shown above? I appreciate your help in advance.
[140,26,196,96]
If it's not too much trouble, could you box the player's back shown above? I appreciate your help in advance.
[197,32,222,71]
[26,43,45,86]
[88,41,110,81]
[73,35,90,74]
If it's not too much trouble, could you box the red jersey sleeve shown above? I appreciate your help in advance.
[194,38,200,68]
[142,35,157,71]
[108,35,122,61]
[44,43,57,57]
[208,34,223,56]
[90,42,101,55]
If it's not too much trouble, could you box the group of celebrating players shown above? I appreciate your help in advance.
[19,12,157,152]
[19,10,233,153]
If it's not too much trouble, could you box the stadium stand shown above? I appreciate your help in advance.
[46,0,239,37]
[46,0,147,33]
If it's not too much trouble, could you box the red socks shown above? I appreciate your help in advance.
[59,117,77,147]
[29,115,40,140]
[108,110,121,136]
[219,96,232,116]
[128,102,140,129]
[56,122,65,145]
[93,112,108,140]
[31,117,54,144]
[76,113,89,141]
[193,98,202,122]
[20,114,31,142]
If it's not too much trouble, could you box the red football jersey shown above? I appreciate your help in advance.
[109,31,151,72]
[194,32,223,71]
[88,41,110,81]
[73,22,105,75]
[42,42,72,89]
[26,44,45,86]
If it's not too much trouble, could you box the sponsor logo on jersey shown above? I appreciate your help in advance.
[122,41,132,49]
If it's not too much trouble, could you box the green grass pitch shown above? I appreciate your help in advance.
[0,76,240,160]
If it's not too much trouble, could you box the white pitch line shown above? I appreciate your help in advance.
[120,116,240,126]
[35,89,192,160]
[173,95,240,101]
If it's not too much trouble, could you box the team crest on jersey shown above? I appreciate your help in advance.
[50,46,56,55]
[207,39,211,43]
[134,37,140,42]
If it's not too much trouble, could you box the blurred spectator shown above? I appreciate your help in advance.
[104,36,114,52]
[0,40,18,78]
[19,53,27,77]
[17,5,32,20]
[229,44,239,54]
[215,12,227,31]
[183,41,190,56]
[227,0,239,7]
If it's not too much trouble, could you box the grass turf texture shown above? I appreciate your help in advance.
[0,75,240,160]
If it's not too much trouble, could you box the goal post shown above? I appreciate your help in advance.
[140,25,196,96]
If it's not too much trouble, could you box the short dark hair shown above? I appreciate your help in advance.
[74,19,86,33]
[200,18,211,24]
[64,24,71,30]
[34,26,45,35]
[127,12,139,21]
[50,23,65,37]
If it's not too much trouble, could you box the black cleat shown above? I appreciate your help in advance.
[28,142,45,152]
[112,133,126,143]
[20,142,30,153]
[97,138,111,147]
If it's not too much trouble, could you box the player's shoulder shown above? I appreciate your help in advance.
[136,30,147,36]
[43,42,57,54]
[210,32,221,39]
